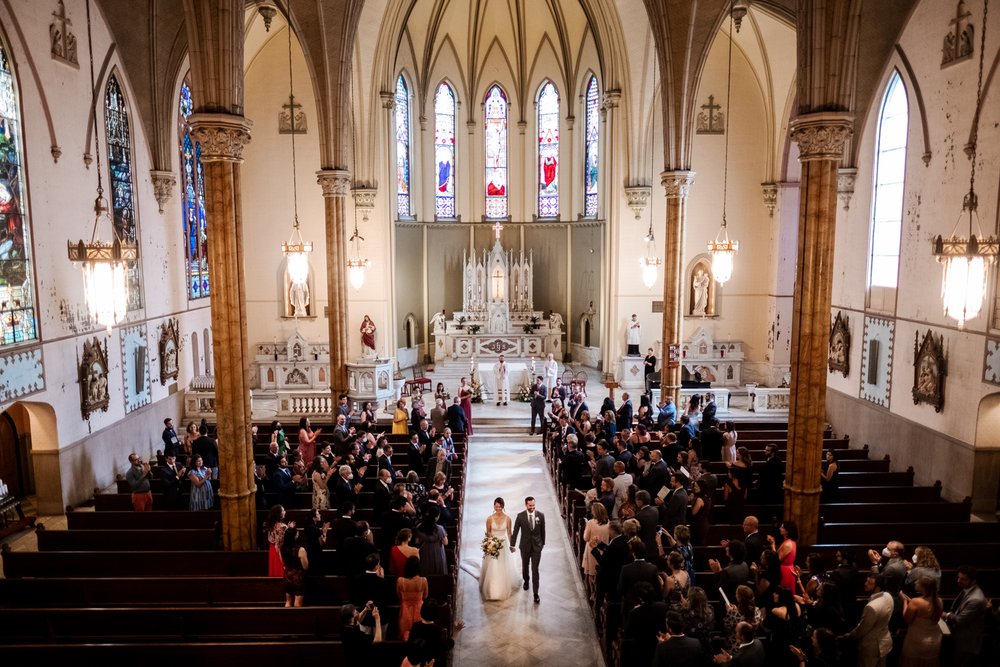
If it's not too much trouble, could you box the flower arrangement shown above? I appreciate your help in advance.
[468,324,481,334]
[481,533,504,560]
[455,316,467,331]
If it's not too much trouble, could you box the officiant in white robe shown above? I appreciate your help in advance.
[543,353,559,396]
[493,355,510,406]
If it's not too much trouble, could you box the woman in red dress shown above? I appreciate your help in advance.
[264,504,290,578]
[458,376,474,435]
[770,520,798,591]
[297,417,321,466]
[389,527,420,576]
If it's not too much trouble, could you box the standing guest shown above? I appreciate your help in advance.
[280,526,309,607]
[869,540,908,592]
[407,434,427,479]
[758,443,785,504]
[715,621,766,666]
[405,470,428,511]
[125,453,153,511]
[942,566,987,667]
[905,547,942,593]
[657,398,677,429]
[900,575,943,667]
[623,581,670,666]
[397,555,428,641]
[493,354,510,406]
[358,401,376,432]
[611,461,633,518]
[159,454,186,510]
[271,456,301,508]
[662,472,689,534]
[458,377,475,434]
[701,393,718,428]
[594,520,632,604]
[582,502,611,592]
[446,397,467,434]
[392,399,409,435]
[843,574,895,667]
[709,540,752,601]
[429,397,446,433]
[407,599,464,667]
[310,456,331,510]
[643,347,657,393]
[182,421,199,460]
[426,447,452,487]
[330,502,357,551]
[415,505,449,575]
[301,508,329,578]
[737,515,765,568]
[754,549,783,609]
[187,454,214,510]
[529,376,547,435]
[380,496,414,560]
[618,540,661,617]
[820,450,840,503]
[265,504,290,577]
[722,585,765,651]
[410,398,426,433]
[389,527,420,576]
[663,550,692,603]
[161,418,180,456]
[690,477,714,547]
[617,393,634,432]
[433,381,449,403]
[595,477,617,518]
[192,424,220,480]
[263,440,282,478]
[724,448,753,523]
[722,421,739,463]
[701,420,725,462]
[765,586,803,666]
[340,602,383,661]
[682,586,716,653]
[768,521,799,591]
[634,490,660,559]
[652,611,704,667]
[340,521,378,577]
[373,468,393,515]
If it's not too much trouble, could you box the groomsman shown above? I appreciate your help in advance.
[529,376,547,435]
[493,355,510,406]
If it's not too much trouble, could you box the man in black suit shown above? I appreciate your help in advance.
[559,435,587,490]
[551,415,577,451]
[590,440,615,487]
[529,376,547,435]
[595,520,632,604]
[377,444,402,481]
[715,622,765,667]
[263,440,282,478]
[622,580,670,666]
[379,495,413,560]
[406,433,426,478]
[660,472,688,534]
[331,414,357,459]
[709,539,752,601]
[571,393,589,423]
[616,393,633,432]
[757,443,784,504]
[330,502,357,550]
[332,464,359,507]
[701,393,718,429]
[733,515,765,567]
[192,425,219,479]
[618,540,660,619]
[445,397,467,433]
[271,457,301,508]
[339,521,377,576]
[161,418,180,457]
[700,421,725,462]
[350,553,391,633]
[372,469,393,515]
[634,490,660,560]
[511,496,545,603]
[652,611,705,667]
[159,453,186,509]
[641,449,669,496]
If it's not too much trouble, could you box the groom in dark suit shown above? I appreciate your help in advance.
[511,496,545,603]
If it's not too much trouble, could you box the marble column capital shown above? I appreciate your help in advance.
[351,186,378,209]
[316,169,352,198]
[150,170,176,213]
[660,170,696,199]
[188,113,253,162]
[790,112,853,162]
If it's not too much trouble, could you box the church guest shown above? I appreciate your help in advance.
[358,401,376,431]
[192,424,220,481]
[296,417,321,469]
[820,450,840,503]
[430,397,446,433]
[701,393,717,428]
[160,454,186,510]
[446,397,467,434]
[529,375,547,435]
[690,477,714,547]
[410,398,426,433]
[757,443,784,505]
[657,398,677,430]
[643,347,657,393]
[458,377,475,434]
[187,454,214,511]
[616,392,633,432]
[269,420,287,457]
[182,421,199,460]
[942,566,987,667]
[125,453,153,512]
[722,421,739,463]
[392,399,409,435]
[161,417,180,457]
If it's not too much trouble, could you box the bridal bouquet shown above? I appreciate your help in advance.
[481,533,504,560]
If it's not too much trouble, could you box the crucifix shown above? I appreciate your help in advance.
[492,268,504,300]
[699,95,723,134]
[492,219,504,240]
[281,94,304,133]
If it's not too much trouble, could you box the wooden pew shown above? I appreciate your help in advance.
[819,521,1000,544]
[36,528,220,551]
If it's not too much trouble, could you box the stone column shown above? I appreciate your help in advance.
[318,169,353,395]
[659,171,695,404]
[785,112,853,546]
[188,112,256,551]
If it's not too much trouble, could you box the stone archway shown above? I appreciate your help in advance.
[2,401,59,513]
[973,393,1000,514]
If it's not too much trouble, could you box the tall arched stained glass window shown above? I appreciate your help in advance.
[484,85,508,218]
[0,41,38,346]
[105,74,143,310]
[395,75,412,217]
[179,78,209,299]
[434,82,457,219]
[537,81,559,217]
[584,75,599,218]
[868,71,908,290]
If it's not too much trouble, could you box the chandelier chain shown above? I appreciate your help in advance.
[287,12,300,229]
[85,0,106,245]
[721,0,735,228]
[970,0,988,198]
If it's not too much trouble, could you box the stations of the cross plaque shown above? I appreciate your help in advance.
[696,94,725,135]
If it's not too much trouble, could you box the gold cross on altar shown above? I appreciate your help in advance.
[492,219,503,240]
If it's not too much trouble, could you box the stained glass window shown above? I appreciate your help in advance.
[868,71,908,289]
[537,81,559,217]
[0,42,37,346]
[395,75,411,217]
[484,85,508,219]
[179,78,209,299]
[105,74,143,310]
[434,82,456,219]
[584,75,599,218]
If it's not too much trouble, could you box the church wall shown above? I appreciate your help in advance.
[826,0,1000,510]
[241,25,327,344]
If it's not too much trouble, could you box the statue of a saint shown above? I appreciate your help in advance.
[692,269,709,316]
[548,310,564,331]
[360,315,377,358]
[430,309,447,334]
[290,280,310,317]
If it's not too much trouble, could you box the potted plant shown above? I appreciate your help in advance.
[468,324,481,334]
[455,315,467,331]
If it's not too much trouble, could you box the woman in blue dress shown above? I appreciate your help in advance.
[188,454,214,510]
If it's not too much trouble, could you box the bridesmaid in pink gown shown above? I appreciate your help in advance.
[458,377,474,435]
[769,521,798,591]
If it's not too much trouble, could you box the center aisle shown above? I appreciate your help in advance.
[451,411,606,667]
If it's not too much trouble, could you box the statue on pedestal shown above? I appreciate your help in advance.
[360,315,377,358]
[431,309,447,334]
[548,310,564,331]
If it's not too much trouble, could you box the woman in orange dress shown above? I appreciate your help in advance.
[396,555,428,641]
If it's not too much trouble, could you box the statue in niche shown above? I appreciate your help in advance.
[692,269,710,316]
[289,280,310,318]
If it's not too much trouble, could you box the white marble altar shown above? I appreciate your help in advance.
[652,388,731,414]
[347,357,396,407]
[434,234,563,360]
[617,355,647,390]
[681,326,745,386]
[477,361,532,400]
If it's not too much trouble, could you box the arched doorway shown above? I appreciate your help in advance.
[973,393,1000,514]
[0,411,28,497]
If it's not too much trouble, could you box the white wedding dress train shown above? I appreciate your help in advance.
[480,515,520,601]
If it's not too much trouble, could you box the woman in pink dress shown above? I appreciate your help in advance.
[769,520,798,591]
[458,377,474,435]
[581,502,611,594]
[297,417,321,465]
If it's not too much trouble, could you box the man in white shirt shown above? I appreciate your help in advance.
[493,354,510,406]
[627,314,641,356]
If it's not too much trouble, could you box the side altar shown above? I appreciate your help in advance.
[433,232,563,360]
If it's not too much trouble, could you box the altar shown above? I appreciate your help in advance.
[681,327,745,387]
[476,361,533,400]
[433,231,563,360]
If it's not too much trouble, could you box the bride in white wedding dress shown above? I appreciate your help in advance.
[480,497,521,601]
